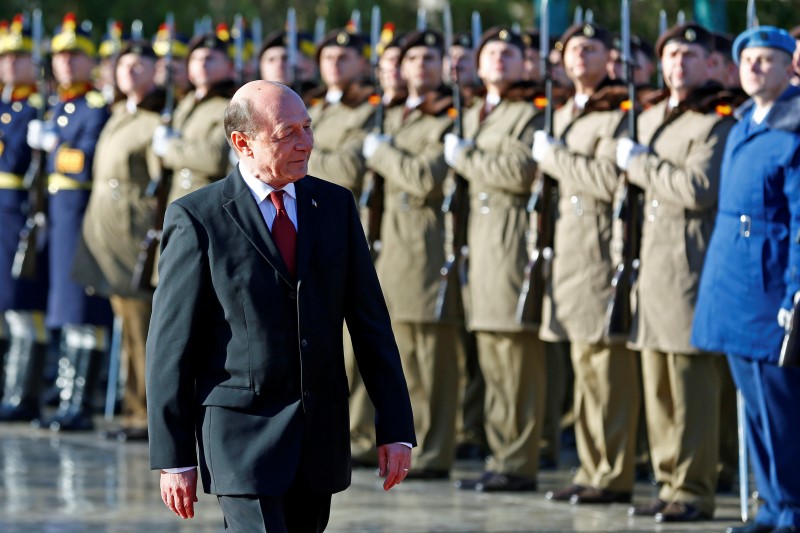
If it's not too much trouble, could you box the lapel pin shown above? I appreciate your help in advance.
[311,199,318,207]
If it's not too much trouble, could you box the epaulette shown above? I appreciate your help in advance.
[86,90,106,109]
[584,81,631,114]
[340,81,375,109]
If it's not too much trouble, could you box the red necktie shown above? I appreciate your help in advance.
[269,190,297,276]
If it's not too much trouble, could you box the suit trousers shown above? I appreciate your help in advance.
[343,324,377,464]
[109,295,152,428]
[217,484,331,533]
[393,321,459,472]
[477,330,545,478]
[571,342,639,492]
[728,354,800,529]
[640,349,720,515]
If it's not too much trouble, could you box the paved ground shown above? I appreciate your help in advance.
[0,421,752,532]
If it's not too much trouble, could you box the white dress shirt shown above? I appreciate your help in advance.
[238,164,299,231]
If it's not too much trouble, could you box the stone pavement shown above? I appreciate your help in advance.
[0,421,752,532]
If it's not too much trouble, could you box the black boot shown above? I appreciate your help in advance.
[46,347,102,431]
[0,337,46,421]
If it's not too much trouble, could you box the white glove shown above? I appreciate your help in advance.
[616,138,649,170]
[362,132,391,159]
[26,119,58,152]
[151,125,179,157]
[532,130,559,163]
[443,133,473,167]
[777,291,800,331]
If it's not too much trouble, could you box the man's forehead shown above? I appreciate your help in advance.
[663,41,705,54]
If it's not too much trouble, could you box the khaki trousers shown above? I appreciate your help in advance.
[344,324,377,463]
[571,342,640,491]
[477,331,545,478]
[394,322,459,471]
[110,295,152,429]
[456,326,487,448]
[641,349,720,515]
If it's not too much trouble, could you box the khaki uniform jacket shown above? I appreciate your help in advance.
[451,95,538,332]
[627,87,736,353]
[73,92,165,298]
[538,85,627,343]
[366,93,453,323]
[307,84,375,198]
[164,81,235,203]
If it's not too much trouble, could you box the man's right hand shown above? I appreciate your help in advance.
[160,468,198,519]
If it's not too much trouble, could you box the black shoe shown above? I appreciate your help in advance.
[404,468,449,480]
[455,471,494,490]
[46,409,94,431]
[628,498,667,516]
[570,487,632,505]
[770,528,798,533]
[654,501,711,522]
[545,484,586,502]
[476,472,537,493]
[0,403,39,422]
[104,427,148,442]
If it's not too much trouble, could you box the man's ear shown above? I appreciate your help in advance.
[230,131,251,159]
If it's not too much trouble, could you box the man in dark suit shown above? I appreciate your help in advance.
[146,80,415,532]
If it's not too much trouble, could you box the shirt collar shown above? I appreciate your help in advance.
[574,93,590,110]
[326,90,343,104]
[406,95,425,110]
[238,164,296,204]
[486,92,501,107]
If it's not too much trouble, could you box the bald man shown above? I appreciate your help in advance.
[145,81,415,532]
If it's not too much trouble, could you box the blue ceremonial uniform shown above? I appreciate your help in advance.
[693,85,800,530]
[0,86,48,313]
[45,85,112,329]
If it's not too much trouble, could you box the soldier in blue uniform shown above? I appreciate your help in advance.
[0,15,49,421]
[692,26,800,533]
[26,13,112,431]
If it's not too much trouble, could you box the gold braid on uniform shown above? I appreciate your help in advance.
[642,82,749,115]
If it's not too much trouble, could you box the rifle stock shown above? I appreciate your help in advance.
[131,13,176,292]
[12,9,47,281]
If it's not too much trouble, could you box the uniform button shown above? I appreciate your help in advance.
[180,168,191,177]
[181,179,192,189]
[648,215,655,222]
[64,103,76,114]
[111,191,121,200]
[0,113,10,124]
[109,178,119,189]
[300,339,308,347]
[478,192,489,200]
[11,102,22,112]
[651,200,659,207]
[57,116,69,127]
[570,195,579,203]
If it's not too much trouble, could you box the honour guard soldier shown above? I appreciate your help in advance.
[533,22,640,505]
[693,26,800,533]
[151,30,235,204]
[25,13,113,430]
[72,41,166,441]
[258,29,318,99]
[446,28,544,492]
[617,23,737,522]
[152,23,191,103]
[97,21,127,104]
[362,29,459,479]
[0,15,49,422]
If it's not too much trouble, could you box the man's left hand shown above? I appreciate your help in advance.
[362,133,391,159]
[377,442,411,491]
[160,469,199,519]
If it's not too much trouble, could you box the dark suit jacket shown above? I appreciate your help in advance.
[146,167,415,496]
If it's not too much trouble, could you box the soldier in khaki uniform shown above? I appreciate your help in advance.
[362,29,458,479]
[305,29,376,465]
[532,23,640,505]
[72,41,165,441]
[445,28,543,492]
[617,24,737,522]
[151,32,234,204]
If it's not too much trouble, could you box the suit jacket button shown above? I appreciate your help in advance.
[300,339,308,347]
[303,391,310,399]
[289,290,297,299]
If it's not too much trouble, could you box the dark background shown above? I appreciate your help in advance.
[1,1,797,48]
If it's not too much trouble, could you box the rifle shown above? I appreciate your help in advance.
[130,12,176,292]
[603,0,643,342]
[434,4,472,321]
[12,9,48,281]
[516,0,556,325]
[232,14,245,86]
[286,8,300,94]
[358,6,386,258]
